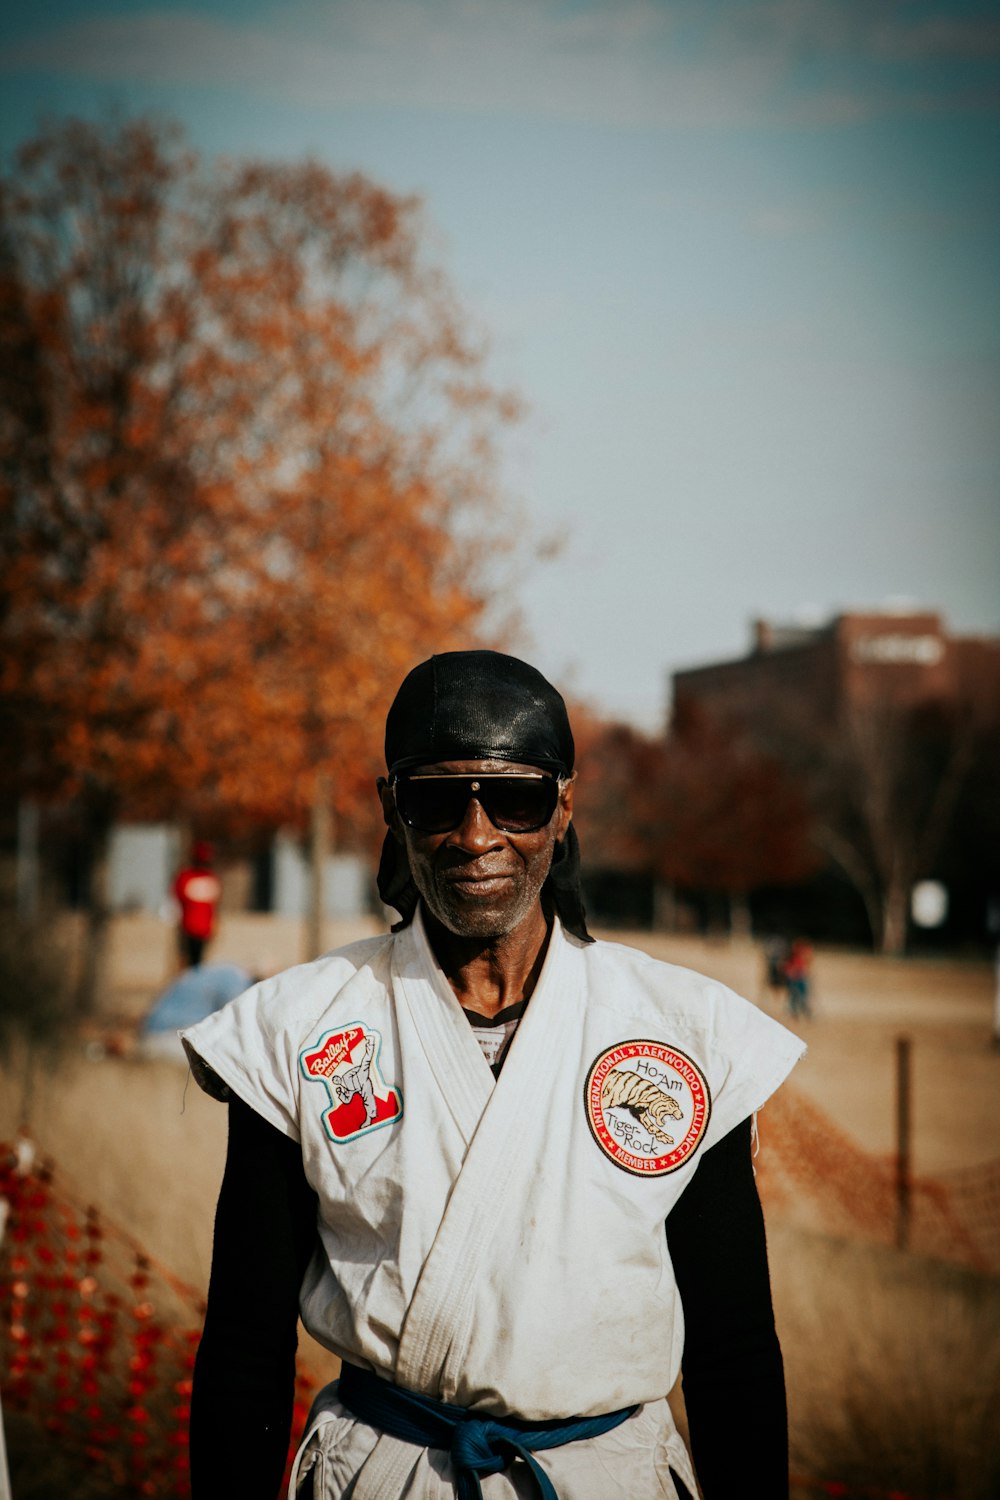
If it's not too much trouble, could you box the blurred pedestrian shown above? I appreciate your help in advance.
[172,841,221,968]
[784,937,813,1020]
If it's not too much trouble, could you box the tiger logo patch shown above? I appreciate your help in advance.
[585,1040,711,1176]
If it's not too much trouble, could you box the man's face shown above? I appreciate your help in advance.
[380,758,574,941]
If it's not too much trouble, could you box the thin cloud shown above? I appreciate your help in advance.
[708,0,1000,63]
[867,13,1000,62]
[2,0,996,128]
[0,7,780,128]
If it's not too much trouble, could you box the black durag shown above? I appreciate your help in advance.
[377,650,592,942]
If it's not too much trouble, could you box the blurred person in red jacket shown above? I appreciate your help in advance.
[784,937,813,1020]
[173,841,221,968]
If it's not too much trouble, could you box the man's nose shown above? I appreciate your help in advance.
[447,795,504,851]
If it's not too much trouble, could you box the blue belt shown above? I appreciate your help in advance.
[336,1362,638,1500]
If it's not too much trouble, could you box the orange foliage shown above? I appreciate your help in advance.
[0,116,520,846]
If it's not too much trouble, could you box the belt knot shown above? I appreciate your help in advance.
[450,1418,507,1477]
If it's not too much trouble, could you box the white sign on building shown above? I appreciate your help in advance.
[851,635,944,666]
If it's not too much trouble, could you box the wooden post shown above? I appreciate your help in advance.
[895,1035,912,1251]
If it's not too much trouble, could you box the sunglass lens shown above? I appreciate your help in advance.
[484,778,558,831]
[396,779,470,833]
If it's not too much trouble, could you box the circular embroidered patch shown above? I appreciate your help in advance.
[585,1039,712,1176]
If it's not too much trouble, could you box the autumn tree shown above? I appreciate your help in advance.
[0,115,520,1004]
[572,706,816,934]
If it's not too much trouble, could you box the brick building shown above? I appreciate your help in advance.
[671,609,1000,949]
[673,609,998,733]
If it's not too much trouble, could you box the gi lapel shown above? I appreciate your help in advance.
[391,908,495,1148]
[394,917,582,1398]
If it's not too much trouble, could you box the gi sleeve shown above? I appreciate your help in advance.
[180,936,391,1139]
[698,979,806,1151]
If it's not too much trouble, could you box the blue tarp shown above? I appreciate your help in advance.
[140,962,253,1036]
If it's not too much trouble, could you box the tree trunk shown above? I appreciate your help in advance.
[306,772,332,961]
[880,874,910,957]
[728,891,752,941]
[814,826,883,953]
[652,880,675,933]
[74,801,114,1016]
[16,799,41,920]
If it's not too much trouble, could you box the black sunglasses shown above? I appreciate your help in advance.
[392,772,560,834]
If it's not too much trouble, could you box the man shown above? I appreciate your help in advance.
[184,651,804,1499]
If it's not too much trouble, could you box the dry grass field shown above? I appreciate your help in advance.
[2,914,999,1496]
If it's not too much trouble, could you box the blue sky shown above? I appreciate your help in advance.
[2,0,998,726]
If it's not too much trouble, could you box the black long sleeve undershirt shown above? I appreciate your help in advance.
[190,1103,787,1499]
[190,1098,318,1498]
[666,1116,790,1499]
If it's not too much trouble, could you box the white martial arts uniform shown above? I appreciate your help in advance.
[182,911,804,1500]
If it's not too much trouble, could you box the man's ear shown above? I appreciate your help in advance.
[377,777,404,839]
[554,773,575,844]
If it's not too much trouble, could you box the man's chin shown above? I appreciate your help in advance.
[426,889,536,941]
[438,905,520,940]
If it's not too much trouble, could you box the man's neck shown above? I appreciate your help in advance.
[422,903,553,1020]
